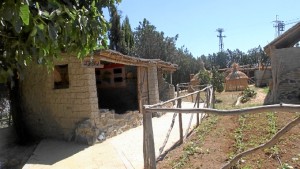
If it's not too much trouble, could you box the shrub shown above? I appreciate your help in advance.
[240,88,256,103]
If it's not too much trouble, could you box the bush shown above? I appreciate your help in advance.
[243,87,257,97]
[211,68,224,93]
[198,71,211,85]
[240,88,256,103]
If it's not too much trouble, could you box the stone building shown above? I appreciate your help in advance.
[264,22,300,104]
[21,50,177,144]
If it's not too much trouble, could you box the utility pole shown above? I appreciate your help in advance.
[273,15,285,38]
[216,28,226,52]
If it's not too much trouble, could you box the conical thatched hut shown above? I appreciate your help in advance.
[225,63,249,91]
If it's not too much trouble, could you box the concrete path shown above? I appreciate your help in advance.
[23,102,204,169]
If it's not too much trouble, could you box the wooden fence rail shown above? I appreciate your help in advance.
[144,103,300,115]
[143,85,213,169]
[143,89,300,169]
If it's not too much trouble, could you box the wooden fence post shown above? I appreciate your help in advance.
[196,92,200,126]
[209,87,213,108]
[143,110,156,169]
[206,88,209,108]
[178,98,183,143]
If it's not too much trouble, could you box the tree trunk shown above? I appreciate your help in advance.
[8,71,29,144]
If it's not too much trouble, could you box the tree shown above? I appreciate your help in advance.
[211,67,224,93]
[0,0,120,143]
[108,5,122,51]
[247,46,270,69]
[216,52,229,68]
[134,18,163,59]
[133,19,202,85]
[119,16,134,55]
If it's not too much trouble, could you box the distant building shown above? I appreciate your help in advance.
[225,63,249,91]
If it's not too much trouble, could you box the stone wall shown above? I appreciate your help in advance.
[93,110,142,138]
[277,68,300,103]
[157,69,175,101]
[268,48,300,103]
[147,65,159,105]
[22,58,161,144]
[22,56,98,140]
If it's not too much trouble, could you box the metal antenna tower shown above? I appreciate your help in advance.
[216,28,226,52]
[273,15,285,37]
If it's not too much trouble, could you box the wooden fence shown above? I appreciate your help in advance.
[142,86,300,169]
[142,85,214,169]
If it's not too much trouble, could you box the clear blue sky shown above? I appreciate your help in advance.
[114,0,300,57]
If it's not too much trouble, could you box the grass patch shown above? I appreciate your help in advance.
[262,86,270,94]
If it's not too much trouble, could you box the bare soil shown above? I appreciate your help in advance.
[157,87,300,169]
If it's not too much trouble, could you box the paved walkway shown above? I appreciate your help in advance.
[23,102,204,169]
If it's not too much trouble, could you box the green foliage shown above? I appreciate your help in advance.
[201,46,270,70]
[0,0,120,83]
[262,86,270,94]
[120,16,135,55]
[241,88,257,103]
[108,5,122,51]
[198,70,211,85]
[282,163,294,169]
[235,115,246,153]
[211,67,224,93]
[133,18,201,84]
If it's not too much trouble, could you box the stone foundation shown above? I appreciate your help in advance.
[74,109,143,144]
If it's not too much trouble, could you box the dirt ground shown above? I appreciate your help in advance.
[157,87,300,169]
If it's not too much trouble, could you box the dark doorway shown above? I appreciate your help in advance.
[95,64,138,114]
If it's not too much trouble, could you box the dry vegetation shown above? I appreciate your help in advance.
[157,86,300,169]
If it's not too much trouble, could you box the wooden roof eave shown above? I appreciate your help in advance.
[93,50,177,71]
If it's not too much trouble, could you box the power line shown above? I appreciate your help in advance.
[273,15,285,38]
[273,15,300,38]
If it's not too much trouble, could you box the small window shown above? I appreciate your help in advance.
[54,64,69,89]
[113,68,122,74]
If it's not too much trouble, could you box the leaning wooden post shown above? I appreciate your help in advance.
[206,88,209,108]
[196,92,200,126]
[178,98,183,143]
[210,87,214,109]
[143,110,156,169]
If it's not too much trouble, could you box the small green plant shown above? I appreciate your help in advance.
[267,112,277,136]
[234,115,246,153]
[241,88,257,103]
[282,163,294,169]
[262,86,270,94]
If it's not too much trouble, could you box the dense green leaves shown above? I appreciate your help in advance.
[120,16,134,55]
[211,67,224,93]
[0,0,120,83]
[19,4,30,26]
